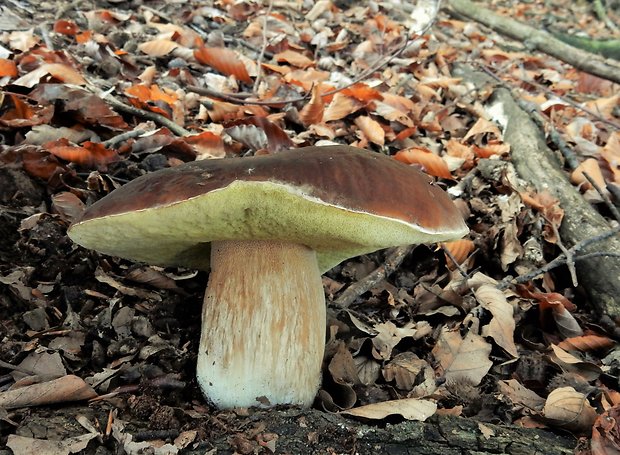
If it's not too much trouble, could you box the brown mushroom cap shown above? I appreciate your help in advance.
[68,145,468,272]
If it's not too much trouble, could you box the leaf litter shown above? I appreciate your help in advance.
[0,0,619,453]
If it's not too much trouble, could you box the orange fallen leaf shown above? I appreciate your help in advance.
[43,138,119,167]
[54,19,79,36]
[394,147,452,179]
[274,49,314,68]
[354,116,384,146]
[341,83,383,103]
[0,58,18,78]
[557,334,615,352]
[194,46,252,83]
[442,239,475,269]
[13,63,86,87]
[323,93,363,122]
[183,131,226,159]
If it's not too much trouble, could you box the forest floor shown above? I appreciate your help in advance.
[1,0,620,454]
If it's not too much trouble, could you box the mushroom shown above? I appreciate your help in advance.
[68,145,468,409]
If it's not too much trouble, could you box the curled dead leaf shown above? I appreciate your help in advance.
[543,386,597,432]
[299,84,325,126]
[354,116,384,146]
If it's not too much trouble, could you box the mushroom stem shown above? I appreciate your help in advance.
[196,239,326,408]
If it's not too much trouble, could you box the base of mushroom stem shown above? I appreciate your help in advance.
[196,239,326,409]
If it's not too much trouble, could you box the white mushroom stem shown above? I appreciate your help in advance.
[196,239,326,409]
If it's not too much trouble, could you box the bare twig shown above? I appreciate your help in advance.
[332,245,415,309]
[253,0,274,93]
[102,128,147,149]
[104,96,190,137]
[582,171,620,222]
[478,63,620,131]
[500,226,620,288]
[188,32,415,106]
[550,222,578,287]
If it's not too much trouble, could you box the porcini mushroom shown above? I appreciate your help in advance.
[68,145,468,409]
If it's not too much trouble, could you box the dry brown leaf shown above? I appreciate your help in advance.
[550,344,602,381]
[591,406,620,455]
[371,100,413,127]
[353,356,381,386]
[500,221,523,271]
[7,434,98,455]
[498,379,545,411]
[0,375,97,409]
[442,239,475,270]
[394,147,452,179]
[570,158,607,191]
[13,63,86,87]
[51,192,86,223]
[432,328,493,386]
[600,132,620,183]
[274,49,314,68]
[543,386,597,432]
[183,131,226,159]
[340,398,437,421]
[371,321,417,360]
[383,352,436,397]
[354,116,384,146]
[299,84,325,126]
[53,19,79,35]
[519,190,564,243]
[0,58,18,77]
[224,116,294,153]
[463,117,502,142]
[341,83,383,103]
[475,285,518,357]
[328,342,361,386]
[557,334,615,352]
[138,39,179,57]
[584,93,619,118]
[472,143,510,158]
[194,46,252,83]
[323,93,363,122]
[43,139,120,167]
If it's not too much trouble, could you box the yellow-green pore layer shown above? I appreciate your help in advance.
[68,146,468,272]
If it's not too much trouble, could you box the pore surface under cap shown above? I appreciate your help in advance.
[68,146,468,272]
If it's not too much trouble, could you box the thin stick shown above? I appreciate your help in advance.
[104,96,190,137]
[253,0,274,94]
[582,171,620,222]
[500,226,620,288]
[187,32,415,106]
[102,128,146,148]
[333,245,415,309]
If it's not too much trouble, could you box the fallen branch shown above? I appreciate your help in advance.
[454,64,620,318]
[447,0,620,84]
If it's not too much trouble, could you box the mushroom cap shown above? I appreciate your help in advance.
[68,145,468,272]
